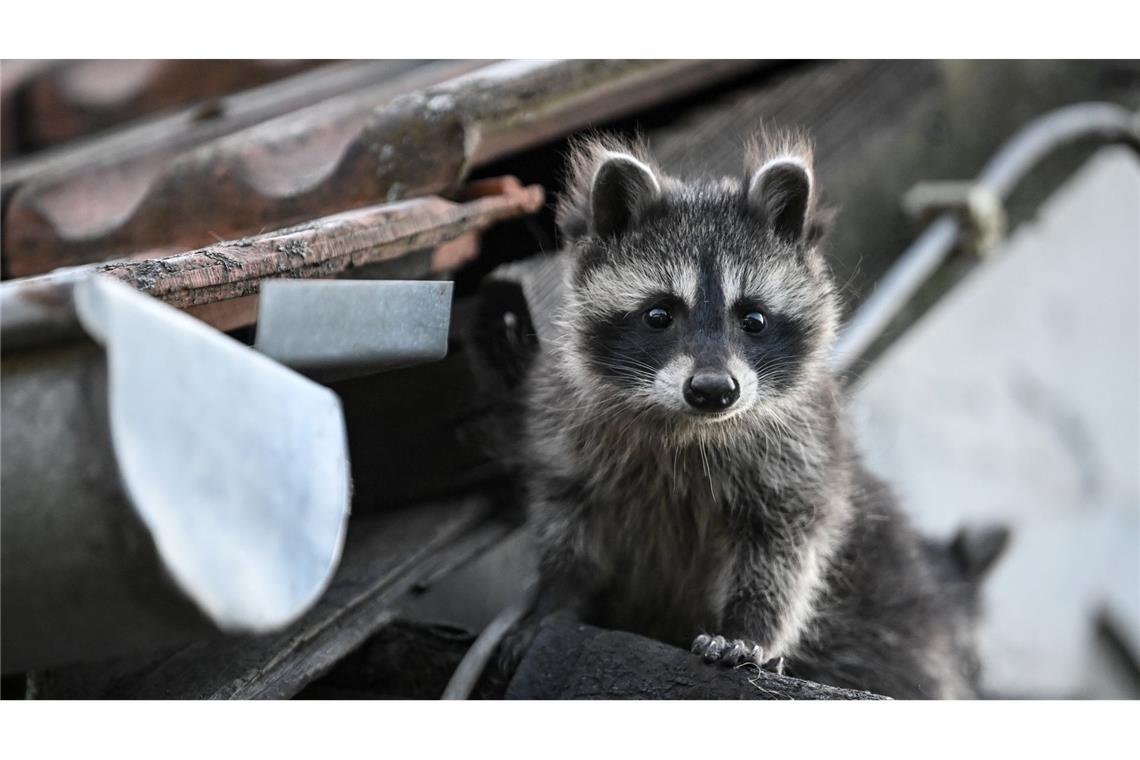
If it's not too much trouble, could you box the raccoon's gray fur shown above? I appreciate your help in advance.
[518,131,1001,699]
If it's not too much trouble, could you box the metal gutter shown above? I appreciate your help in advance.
[1,277,352,672]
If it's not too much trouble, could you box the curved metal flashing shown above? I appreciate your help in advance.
[1,277,353,671]
[72,276,351,633]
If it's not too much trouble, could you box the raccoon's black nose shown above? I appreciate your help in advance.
[684,372,740,412]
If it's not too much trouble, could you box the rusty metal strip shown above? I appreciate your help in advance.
[15,59,329,150]
[0,176,543,350]
[3,59,760,278]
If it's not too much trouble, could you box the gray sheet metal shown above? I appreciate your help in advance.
[253,279,453,381]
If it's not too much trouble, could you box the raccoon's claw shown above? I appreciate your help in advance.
[690,634,764,667]
[691,633,725,663]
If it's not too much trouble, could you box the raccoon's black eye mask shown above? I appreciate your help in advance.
[642,303,769,336]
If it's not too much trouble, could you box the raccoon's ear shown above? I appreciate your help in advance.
[747,157,814,243]
[589,152,661,239]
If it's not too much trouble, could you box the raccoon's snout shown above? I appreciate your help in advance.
[684,371,740,412]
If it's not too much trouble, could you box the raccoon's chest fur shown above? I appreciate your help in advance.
[576,449,738,647]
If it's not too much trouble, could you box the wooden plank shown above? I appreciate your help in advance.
[95,179,542,309]
[31,497,514,699]
[179,235,470,333]
[0,177,543,348]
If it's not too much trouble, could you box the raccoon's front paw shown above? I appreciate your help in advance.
[691,633,765,667]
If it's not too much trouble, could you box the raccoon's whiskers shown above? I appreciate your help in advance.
[698,437,716,504]
[672,445,681,495]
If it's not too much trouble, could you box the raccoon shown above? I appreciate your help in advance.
[518,131,1001,699]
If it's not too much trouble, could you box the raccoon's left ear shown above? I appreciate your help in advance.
[746,157,814,244]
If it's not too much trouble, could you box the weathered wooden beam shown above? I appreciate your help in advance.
[505,619,888,700]
[0,176,543,347]
[27,497,515,699]
[100,177,541,310]
[3,59,761,277]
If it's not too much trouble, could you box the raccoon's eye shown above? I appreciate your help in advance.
[741,311,767,334]
[644,306,673,330]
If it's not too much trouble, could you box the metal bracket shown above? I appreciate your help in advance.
[834,101,1139,376]
[254,279,454,382]
[902,180,1007,257]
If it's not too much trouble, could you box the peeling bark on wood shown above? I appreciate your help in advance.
[97,181,542,309]
[0,178,542,349]
[506,619,889,700]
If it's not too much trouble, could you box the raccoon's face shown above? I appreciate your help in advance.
[557,137,838,428]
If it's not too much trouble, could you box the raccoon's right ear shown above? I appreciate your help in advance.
[558,142,661,242]
[589,152,661,238]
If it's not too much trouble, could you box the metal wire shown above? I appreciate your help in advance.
[441,582,537,700]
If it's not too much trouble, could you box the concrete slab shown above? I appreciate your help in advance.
[852,147,1140,697]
